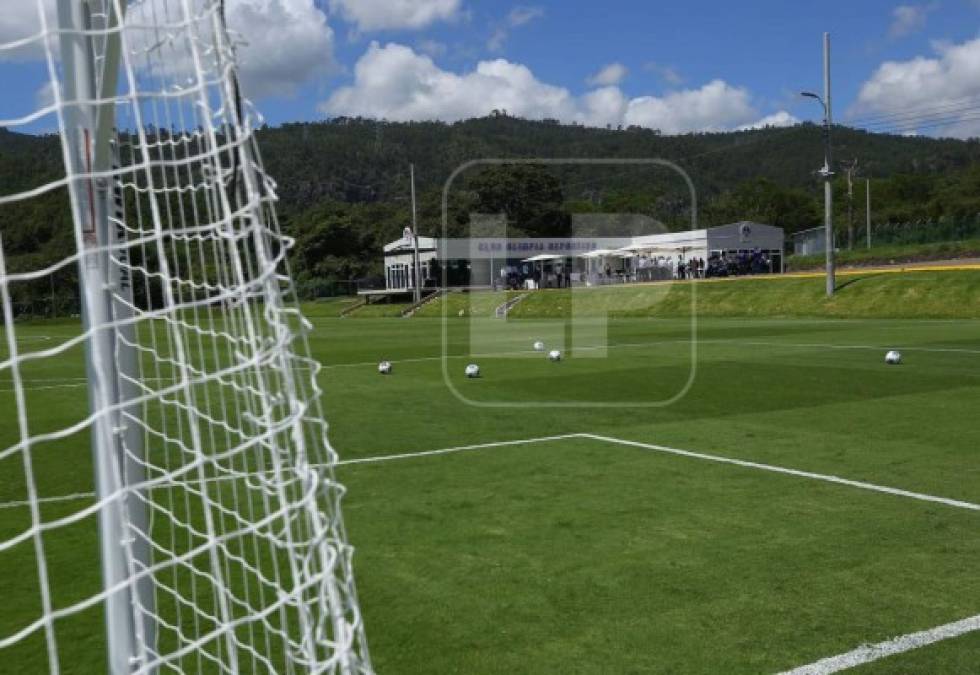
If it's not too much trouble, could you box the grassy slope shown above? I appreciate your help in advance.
[300,296,361,318]
[412,290,524,319]
[405,270,980,320]
[788,238,980,271]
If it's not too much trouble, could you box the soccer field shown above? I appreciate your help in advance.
[3,312,980,672]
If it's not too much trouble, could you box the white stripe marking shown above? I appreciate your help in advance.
[778,613,980,674]
[0,435,581,510]
[11,432,976,514]
[579,433,980,512]
[3,332,976,393]
[0,492,97,511]
[728,339,980,356]
[337,434,579,466]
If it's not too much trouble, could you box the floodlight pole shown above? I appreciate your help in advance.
[410,164,421,303]
[822,32,835,296]
[866,178,872,249]
[801,32,835,296]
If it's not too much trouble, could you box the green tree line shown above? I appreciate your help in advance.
[3,116,980,312]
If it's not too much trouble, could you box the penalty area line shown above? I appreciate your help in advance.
[778,613,980,674]
[579,433,980,513]
[337,433,581,466]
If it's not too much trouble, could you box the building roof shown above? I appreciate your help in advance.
[383,235,438,254]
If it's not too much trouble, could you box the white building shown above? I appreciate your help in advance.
[377,221,784,293]
[791,225,835,256]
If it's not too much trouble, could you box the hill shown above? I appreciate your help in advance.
[4,118,980,305]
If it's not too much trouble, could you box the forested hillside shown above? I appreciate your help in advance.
[3,116,980,305]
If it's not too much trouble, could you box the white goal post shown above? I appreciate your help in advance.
[0,1,371,673]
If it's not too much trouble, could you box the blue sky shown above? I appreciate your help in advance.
[4,0,980,136]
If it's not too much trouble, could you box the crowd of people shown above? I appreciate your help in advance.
[703,249,776,278]
[634,255,707,281]
[497,248,778,290]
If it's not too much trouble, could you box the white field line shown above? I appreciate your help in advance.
[0,492,98,511]
[778,613,980,674]
[320,336,980,371]
[579,433,980,512]
[2,334,977,393]
[336,433,580,466]
[726,339,980,356]
[5,431,980,514]
[0,434,582,510]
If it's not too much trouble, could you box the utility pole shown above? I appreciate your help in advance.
[823,33,835,296]
[801,32,835,296]
[866,178,872,249]
[844,159,858,250]
[410,163,421,303]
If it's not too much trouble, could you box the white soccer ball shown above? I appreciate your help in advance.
[885,350,902,365]
[378,360,392,374]
[533,340,545,351]
[548,349,562,362]
[465,363,480,378]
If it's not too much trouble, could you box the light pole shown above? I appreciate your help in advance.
[801,33,835,296]
[410,163,421,303]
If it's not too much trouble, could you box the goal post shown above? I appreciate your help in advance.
[0,1,372,673]
[57,1,153,670]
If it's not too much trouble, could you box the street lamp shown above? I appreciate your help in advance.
[800,91,830,176]
[801,33,835,296]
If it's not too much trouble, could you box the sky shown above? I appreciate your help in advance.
[3,0,980,136]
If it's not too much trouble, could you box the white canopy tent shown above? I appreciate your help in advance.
[578,248,619,259]
[520,253,566,289]
[521,254,564,262]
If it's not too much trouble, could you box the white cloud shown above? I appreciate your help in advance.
[328,0,461,31]
[321,42,780,135]
[416,39,448,57]
[643,62,684,86]
[856,36,980,137]
[1,0,335,99]
[737,110,800,131]
[226,0,336,98]
[579,86,629,127]
[888,3,936,38]
[622,80,757,134]
[0,0,55,61]
[586,63,628,87]
[507,5,545,27]
[321,42,576,121]
[487,5,544,51]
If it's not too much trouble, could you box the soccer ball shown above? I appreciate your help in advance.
[465,363,480,378]
[378,360,392,374]
[548,349,562,362]
[885,350,902,365]
[533,341,545,351]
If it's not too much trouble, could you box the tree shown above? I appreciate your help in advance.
[467,164,569,237]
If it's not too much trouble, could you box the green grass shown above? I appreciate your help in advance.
[346,299,412,317]
[412,270,980,320]
[3,302,980,672]
[300,296,362,318]
[413,289,525,319]
[788,238,980,271]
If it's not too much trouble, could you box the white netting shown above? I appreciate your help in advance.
[0,1,371,673]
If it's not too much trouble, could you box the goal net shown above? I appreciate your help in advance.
[0,1,371,673]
